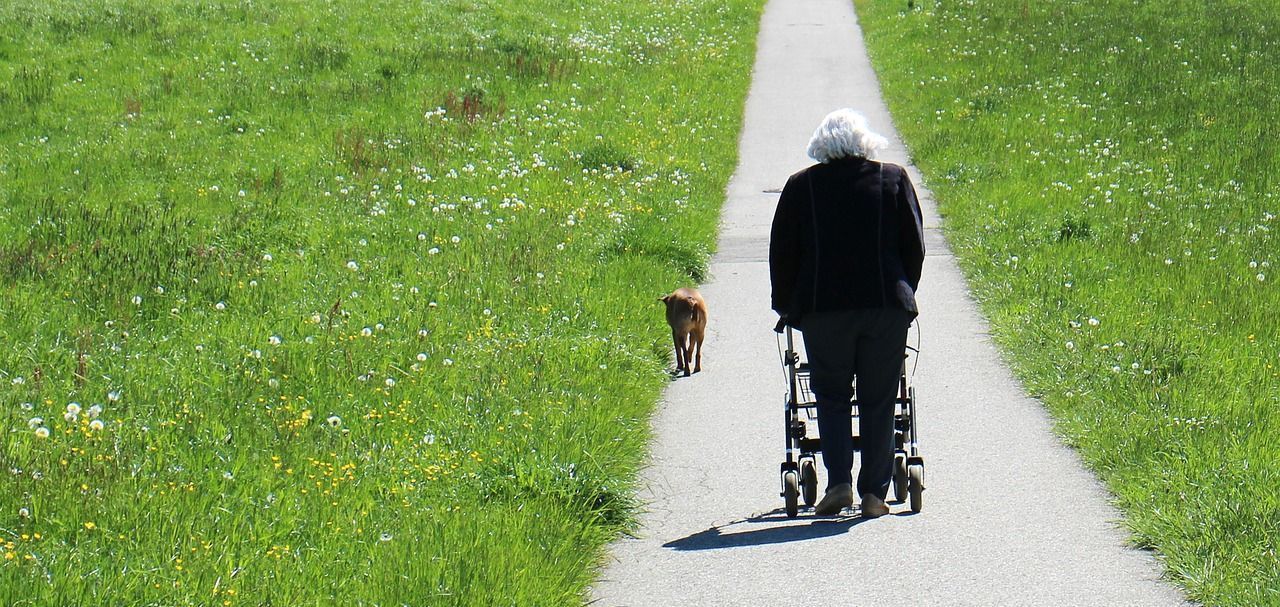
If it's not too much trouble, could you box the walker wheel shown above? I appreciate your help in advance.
[893,455,908,502]
[908,464,924,513]
[783,471,799,518]
[800,460,818,507]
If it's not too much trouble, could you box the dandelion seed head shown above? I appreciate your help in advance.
[1088,317,1100,326]
[66,403,81,416]
[34,427,50,439]
[346,260,359,271]
[417,352,428,361]
[88,419,104,432]
[131,295,143,305]
[326,415,342,428]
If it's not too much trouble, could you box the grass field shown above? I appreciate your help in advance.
[856,0,1279,604]
[0,0,764,603]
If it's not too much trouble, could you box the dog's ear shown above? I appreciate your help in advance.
[658,294,671,304]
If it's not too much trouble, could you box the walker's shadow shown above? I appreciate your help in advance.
[663,508,878,551]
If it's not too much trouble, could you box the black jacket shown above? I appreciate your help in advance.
[769,157,925,320]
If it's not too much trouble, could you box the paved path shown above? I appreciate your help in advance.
[591,0,1192,605]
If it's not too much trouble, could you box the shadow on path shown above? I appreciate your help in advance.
[663,508,911,551]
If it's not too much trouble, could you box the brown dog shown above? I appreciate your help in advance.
[660,287,707,376]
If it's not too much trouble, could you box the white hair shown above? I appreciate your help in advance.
[806,109,888,163]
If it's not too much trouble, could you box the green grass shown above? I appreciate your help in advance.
[0,0,764,603]
[856,0,1279,604]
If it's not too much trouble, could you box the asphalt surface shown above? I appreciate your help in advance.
[590,0,1193,605]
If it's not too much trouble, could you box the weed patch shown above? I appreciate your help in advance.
[0,0,763,604]
[857,0,1280,604]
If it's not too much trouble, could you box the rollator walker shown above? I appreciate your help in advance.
[774,319,924,518]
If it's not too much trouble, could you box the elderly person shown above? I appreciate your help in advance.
[769,109,925,517]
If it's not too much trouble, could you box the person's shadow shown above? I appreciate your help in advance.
[662,508,895,551]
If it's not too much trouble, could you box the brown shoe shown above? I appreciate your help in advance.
[860,493,890,518]
[814,483,853,516]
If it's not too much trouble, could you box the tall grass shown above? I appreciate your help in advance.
[855,0,1279,604]
[0,0,764,603]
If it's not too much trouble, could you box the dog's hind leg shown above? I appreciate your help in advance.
[672,330,687,375]
[692,329,703,373]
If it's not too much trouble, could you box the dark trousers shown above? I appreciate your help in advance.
[801,308,912,499]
